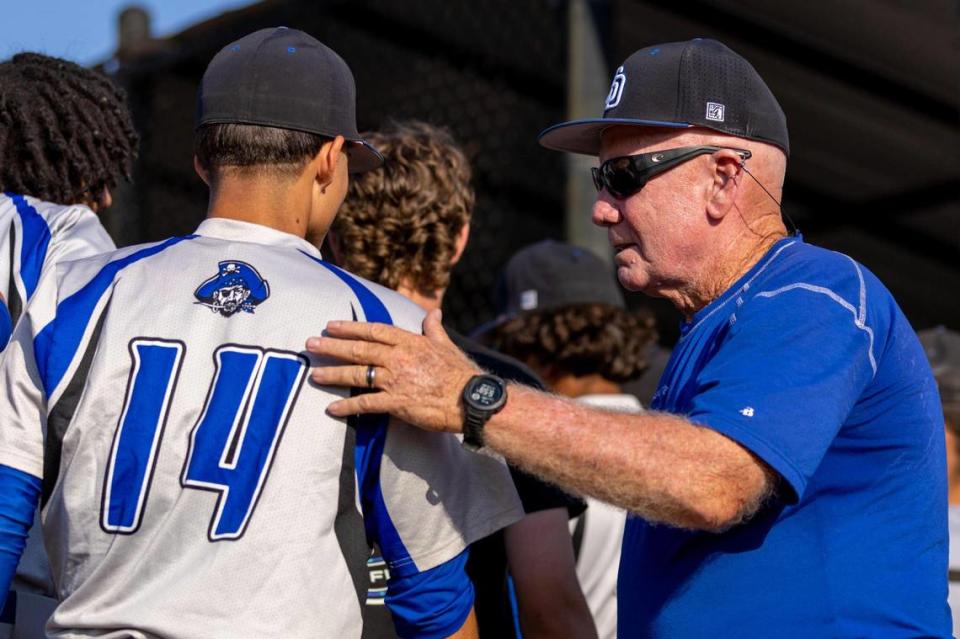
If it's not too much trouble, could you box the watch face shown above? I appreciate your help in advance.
[467,376,506,409]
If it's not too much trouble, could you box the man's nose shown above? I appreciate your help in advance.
[591,194,621,227]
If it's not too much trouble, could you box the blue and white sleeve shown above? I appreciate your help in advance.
[354,413,477,637]
[0,466,41,609]
[0,305,10,351]
[0,267,56,480]
[385,548,474,639]
[687,288,876,501]
[42,206,115,268]
[0,271,55,608]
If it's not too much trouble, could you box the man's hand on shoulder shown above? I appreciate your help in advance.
[307,309,481,432]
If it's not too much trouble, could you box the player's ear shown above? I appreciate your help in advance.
[194,156,211,186]
[314,135,346,188]
[450,222,470,266]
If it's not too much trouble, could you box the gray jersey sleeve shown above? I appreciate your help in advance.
[377,420,523,575]
[0,196,114,332]
[42,205,115,268]
[0,266,58,479]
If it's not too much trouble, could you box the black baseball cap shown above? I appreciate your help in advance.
[196,27,383,173]
[471,240,625,337]
[539,38,789,157]
[919,326,960,424]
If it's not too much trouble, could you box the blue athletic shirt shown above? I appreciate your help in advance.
[618,236,950,638]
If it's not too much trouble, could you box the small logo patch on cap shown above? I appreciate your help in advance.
[520,289,539,311]
[605,66,626,111]
[706,102,725,122]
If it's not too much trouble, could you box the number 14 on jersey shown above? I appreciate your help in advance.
[101,338,308,540]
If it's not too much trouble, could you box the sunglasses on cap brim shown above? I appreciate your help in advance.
[591,145,752,199]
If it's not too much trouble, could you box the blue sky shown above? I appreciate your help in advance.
[1,0,257,66]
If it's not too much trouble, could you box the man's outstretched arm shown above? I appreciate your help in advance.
[307,311,774,532]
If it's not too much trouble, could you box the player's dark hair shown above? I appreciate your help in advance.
[0,52,138,205]
[487,303,657,384]
[194,123,329,176]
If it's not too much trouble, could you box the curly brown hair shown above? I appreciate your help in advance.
[331,121,474,292]
[487,303,657,383]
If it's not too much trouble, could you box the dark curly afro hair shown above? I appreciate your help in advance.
[0,52,138,205]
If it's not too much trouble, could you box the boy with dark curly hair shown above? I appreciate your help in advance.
[482,239,658,639]
[0,52,139,347]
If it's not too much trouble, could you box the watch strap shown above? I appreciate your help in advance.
[463,405,487,449]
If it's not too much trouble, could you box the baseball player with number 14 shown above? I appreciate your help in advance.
[0,27,522,638]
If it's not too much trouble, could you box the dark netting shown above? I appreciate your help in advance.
[106,0,568,334]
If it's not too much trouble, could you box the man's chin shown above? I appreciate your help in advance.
[616,268,648,294]
[617,269,669,300]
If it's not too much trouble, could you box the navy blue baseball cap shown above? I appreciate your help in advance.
[919,326,960,424]
[539,39,789,157]
[471,240,625,337]
[196,27,383,173]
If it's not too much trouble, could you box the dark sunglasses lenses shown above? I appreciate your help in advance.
[591,146,748,199]
[598,158,646,198]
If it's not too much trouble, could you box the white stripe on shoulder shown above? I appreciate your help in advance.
[845,254,867,326]
[755,277,877,376]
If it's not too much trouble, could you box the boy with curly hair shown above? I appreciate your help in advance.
[330,121,597,639]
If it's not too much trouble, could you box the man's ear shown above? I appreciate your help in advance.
[194,156,211,186]
[706,150,743,222]
[450,222,471,267]
[313,135,346,188]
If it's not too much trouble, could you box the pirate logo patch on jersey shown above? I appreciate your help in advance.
[194,261,270,317]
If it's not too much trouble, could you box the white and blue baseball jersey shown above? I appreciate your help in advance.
[0,192,116,637]
[0,192,115,347]
[0,218,523,638]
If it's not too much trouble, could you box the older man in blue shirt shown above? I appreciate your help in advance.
[307,39,950,638]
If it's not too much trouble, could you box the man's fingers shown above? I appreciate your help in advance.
[422,309,454,347]
[316,320,410,345]
[326,392,393,417]
[310,364,365,388]
[311,365,391,389]
[305,336,391,366]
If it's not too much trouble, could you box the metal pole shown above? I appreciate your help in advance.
[565,0,611,260]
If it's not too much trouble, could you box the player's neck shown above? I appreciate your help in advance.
[549,373,622,399]
[397,281,445,312]
[205,173,314,239]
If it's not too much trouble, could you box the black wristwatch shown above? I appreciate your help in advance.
[461,374,508,450]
